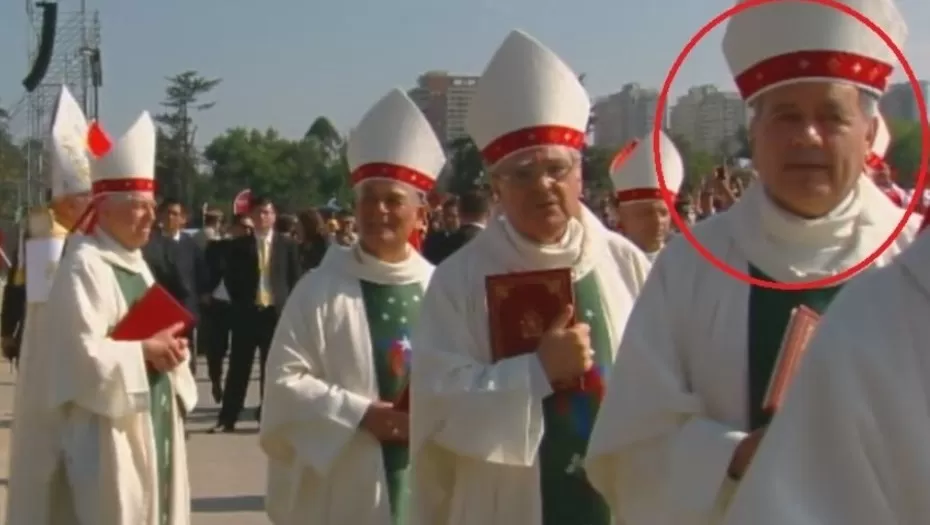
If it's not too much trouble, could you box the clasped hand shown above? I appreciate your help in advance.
[141,322,188,372]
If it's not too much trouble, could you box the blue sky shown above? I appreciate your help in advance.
[1,0,927,144]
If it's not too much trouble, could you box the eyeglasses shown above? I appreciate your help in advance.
[495,158,577,185]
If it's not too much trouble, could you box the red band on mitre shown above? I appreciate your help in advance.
[481,125,586,166]
[351,162,435,193]
[735,50,893,101]
[92,178,156,195]
[616,188,676,203]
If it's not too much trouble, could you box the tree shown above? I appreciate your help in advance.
[582,145,613,195]
[669,133,716,192]
[304,117,343,161]
[155,70,222,213]
[0,102,26,221]
[203,127,331,212]
[886,119,923,188]
[446,137,484,194]
[732,126,751,159]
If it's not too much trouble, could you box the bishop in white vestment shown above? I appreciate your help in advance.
[259,88,443,525]
[5,86,94,525]
[720,215,930,524]
[608,128,684,262]
[584,1,919,524]
[410,30,650,525]
[41,112,197,525]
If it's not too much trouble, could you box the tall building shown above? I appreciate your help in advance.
[592,83,662,149]
[881,81,929,122]
[669,85,746,154]
[407,71,480,145]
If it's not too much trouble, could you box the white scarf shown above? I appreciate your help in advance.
[484,205,606,279]
[92,230,150,275]
[730,177,903,283]
[320,243,432,286]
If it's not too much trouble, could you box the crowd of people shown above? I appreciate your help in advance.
[2,0,930,524]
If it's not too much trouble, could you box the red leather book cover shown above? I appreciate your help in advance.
[485,268,574,362]
[762,305,821,414]
[111,283,194,341]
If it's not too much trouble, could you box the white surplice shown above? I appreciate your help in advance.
[40,232,197,525]
[260,244,433,525]
[5,232,79,525]
[721,231,930,525]
[410,206,651,525]
[584,179,920,525]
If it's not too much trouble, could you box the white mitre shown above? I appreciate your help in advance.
[347,88,445,193]
[609,128,684,204]
[723,0,906,103]
[466,29,589,167]
[88,112,157,196]
[49,85,92,199]
[867,114,891,170]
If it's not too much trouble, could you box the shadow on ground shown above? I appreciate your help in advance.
[192,495,264,513]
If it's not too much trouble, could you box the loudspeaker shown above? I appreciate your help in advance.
[22,2,58,92]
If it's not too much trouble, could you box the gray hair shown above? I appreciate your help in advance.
[747,88,879,126]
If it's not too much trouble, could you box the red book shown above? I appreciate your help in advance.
[486,268,575,361]
[111,283,194,341]
[762,305,821,414]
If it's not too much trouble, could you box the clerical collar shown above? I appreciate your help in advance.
[729,178,899,283]
[481,205,607,279]
[759,185,859,247]
[331,242,429,285]
[94,229,148,274]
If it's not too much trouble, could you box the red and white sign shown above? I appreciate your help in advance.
[233,189,251,215]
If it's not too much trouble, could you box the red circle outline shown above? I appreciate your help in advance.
[655,0,929,291]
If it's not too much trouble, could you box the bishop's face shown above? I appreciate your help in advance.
[356,179,422,254]
[749,81,876,218]
[490,145,583,244]
[614,199,671,253]
[98,193,156,250]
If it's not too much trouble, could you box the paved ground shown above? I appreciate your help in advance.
[0,357,270,524]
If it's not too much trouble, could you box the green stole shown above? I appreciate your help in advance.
[538,271,612,525]
[109,265,174,525]
[359,280,423,525]
[746,265,844,429]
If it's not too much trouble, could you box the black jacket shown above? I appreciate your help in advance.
[223,233,302,313]
[143,232,209,319]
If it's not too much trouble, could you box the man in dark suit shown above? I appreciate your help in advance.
[143,198,210,374]
[200,213,253,402]
[422,195,460,264]
[444,189,489,256]
[213,195,301,432]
